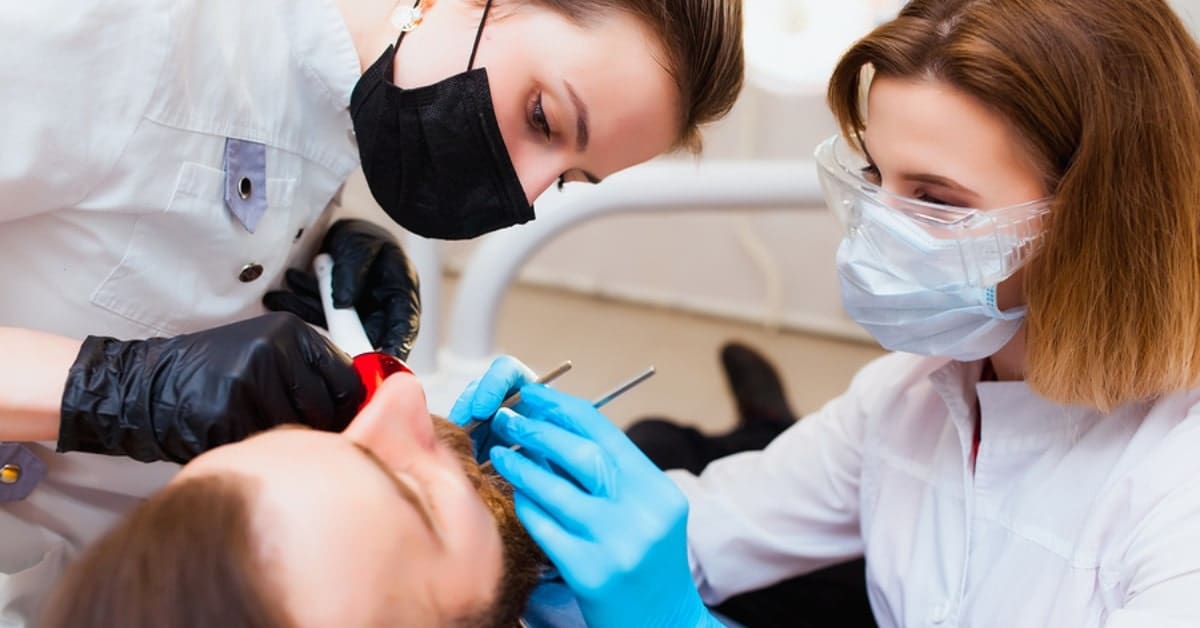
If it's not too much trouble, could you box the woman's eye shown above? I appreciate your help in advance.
[860,164,882,185]
[531,94,551,140]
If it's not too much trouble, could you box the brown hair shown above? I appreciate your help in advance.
[518,0,744,152]
[44,421,543,628]
[41,475,294,628]
[828,0,1200,410]
[431,417,545,627]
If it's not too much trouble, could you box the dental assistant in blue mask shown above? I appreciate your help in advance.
[453,1,1200,626]
[0,0,743,622]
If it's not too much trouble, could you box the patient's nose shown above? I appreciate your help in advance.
[342,372,437,464]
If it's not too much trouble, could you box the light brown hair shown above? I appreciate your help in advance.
[828,0,1200,410]
[518,0,744,151]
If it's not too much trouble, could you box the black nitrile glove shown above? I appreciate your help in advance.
[263,219,420,360]
[58,312,365,463]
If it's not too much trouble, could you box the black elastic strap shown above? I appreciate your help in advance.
[394,0,492,69]
[466,0,495,70]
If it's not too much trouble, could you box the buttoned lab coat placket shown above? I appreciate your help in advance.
[0,0,363,623]
[672,352,1200,627]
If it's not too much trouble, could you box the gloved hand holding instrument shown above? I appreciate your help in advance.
[476,364,655,473]
[451,358,573,465]
[264,218,421,360]
[451,356,719,627]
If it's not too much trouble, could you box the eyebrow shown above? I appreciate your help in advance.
[564,80,603,185]
[350,441,445,546]
[565,81,589,153]
[860,141,979,198]
[256,425,446,542]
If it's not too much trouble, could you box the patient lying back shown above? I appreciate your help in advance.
[43,374,544,628]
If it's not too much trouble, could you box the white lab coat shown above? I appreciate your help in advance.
[671,352,1200,627]
[0,0,362,623]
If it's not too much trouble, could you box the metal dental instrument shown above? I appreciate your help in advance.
[479,365,657,473]
[590,366,656,409]
[463,360,573,435]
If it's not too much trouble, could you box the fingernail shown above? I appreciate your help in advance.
[492,408,518,434]
[489,446,509,470]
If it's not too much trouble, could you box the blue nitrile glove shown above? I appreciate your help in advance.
[447,355,537,463]
[487,384,725,628]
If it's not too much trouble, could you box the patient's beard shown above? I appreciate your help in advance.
[432,418,545,627]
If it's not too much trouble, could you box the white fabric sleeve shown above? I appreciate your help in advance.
[669,361,877,605]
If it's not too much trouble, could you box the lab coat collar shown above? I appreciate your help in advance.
[927,358,1100,453]
[283,0,363,109]
[928,358,985,458]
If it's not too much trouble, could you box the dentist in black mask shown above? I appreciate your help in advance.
[263,0,707,359]
[0,0,740,620]
[352,0,534,241]
[263,0,542,353]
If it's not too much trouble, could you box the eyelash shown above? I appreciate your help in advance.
[530,92,570,192]
[860,164,882,185]
[861,164,949,205]
[530,93,552,140]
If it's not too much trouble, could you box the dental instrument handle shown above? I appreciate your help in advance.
[314,253,374,357]
[591,366,656,409]
[498,360,574,409]
[479,365,656,473]
[463,360,573,435]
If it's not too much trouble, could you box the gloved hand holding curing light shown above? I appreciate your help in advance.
[264,218,421,360]
[486,383,725,628]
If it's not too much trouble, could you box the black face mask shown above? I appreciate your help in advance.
[349,1,534,240]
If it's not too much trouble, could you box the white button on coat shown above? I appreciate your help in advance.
[671,353,1200,628]
[0,0,363,623]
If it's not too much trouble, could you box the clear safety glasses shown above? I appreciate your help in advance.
[814,135,1051,288]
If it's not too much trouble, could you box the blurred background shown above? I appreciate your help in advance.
[338,0,1200,433]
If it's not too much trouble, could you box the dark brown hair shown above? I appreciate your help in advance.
[518,0,744,151]
[41,475,293,628]
[828,0,1200,410]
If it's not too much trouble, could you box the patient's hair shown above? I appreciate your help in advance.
[828,0,1200,410]
[42,420,543,627]
[509,0,744,152]
[41,475,294,628]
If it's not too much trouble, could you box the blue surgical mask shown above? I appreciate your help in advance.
[836,202,1026,361]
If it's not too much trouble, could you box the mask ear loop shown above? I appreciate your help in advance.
[391,0,492,67]
[466,0,495,70]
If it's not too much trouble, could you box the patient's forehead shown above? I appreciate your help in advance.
[179,430,450,625]
[179,427,326,476]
